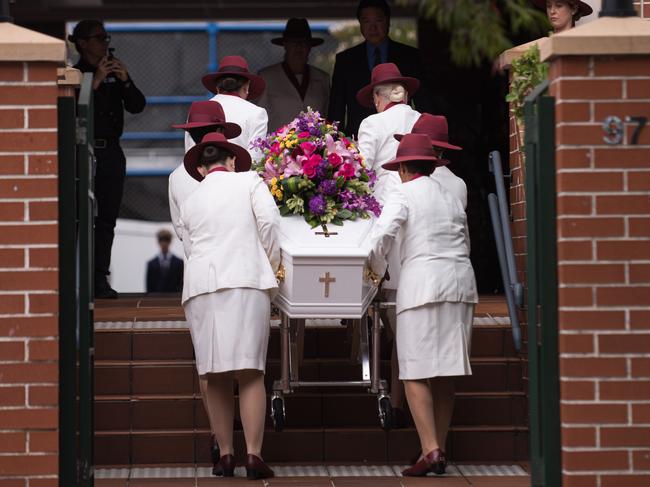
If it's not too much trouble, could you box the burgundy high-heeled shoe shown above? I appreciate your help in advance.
[401,448,447,476]
[245,454,274,480]
[212,454,236,477]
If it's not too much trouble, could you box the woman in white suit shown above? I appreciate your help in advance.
[367,134,478,476]
[179,132,280,480]
[356,62,421,424]
[185,55,268,161]
[356,62,421,205]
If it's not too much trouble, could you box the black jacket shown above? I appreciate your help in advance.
[146,254,184,293]
[74,58,146,139]
[327,39,433,137]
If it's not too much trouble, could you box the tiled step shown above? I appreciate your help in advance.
[94,391,527,431]
[94,357,524,396]
[94,323,518,362]
[94,426,529,466]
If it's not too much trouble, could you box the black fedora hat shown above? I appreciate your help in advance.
[271,18,324,47]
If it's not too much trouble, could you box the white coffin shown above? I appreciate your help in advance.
[274,215,378,319]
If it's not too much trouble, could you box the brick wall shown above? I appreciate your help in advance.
[550,53,650,486]
[0,59,61,485]
[634,0,650,18]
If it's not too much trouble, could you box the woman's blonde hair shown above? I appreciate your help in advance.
[373,83,408,103]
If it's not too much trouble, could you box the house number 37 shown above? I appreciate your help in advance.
[603,115,647,145]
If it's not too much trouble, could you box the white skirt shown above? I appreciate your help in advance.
[183,288,271,376]
[396,302,474,380]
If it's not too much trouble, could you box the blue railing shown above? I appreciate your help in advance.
[105,21,333,142]
[488,150,523,352]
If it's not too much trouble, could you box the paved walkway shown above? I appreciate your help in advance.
[95,464,530,486]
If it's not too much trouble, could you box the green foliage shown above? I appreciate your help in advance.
[407,0,549,67]
[505,44,548,122]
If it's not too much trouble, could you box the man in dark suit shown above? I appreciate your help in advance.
[146,229,184,293]
[328,0,433,137]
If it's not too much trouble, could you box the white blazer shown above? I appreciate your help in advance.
[432,166,467,210]
[168,164,200,248]
[368,176,478,315]
[179,171,281,304]
[184,94,269,161]
[357,103,421,204]
[257,63,330,133]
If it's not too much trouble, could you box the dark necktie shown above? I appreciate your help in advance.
[373,47,381,67]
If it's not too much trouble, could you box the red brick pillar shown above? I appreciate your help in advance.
[0,23,66,486]
[541,15,650,487]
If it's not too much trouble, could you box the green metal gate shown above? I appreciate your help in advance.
[58,72,95,487]
[524,79,561,487]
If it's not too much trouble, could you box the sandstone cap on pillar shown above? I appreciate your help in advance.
[540,10,650,60]
[498,37,549,71]
[0,22,65,62]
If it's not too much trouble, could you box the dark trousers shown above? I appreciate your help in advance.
[94,142,126,281]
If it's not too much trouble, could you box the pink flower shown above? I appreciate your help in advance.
[302,154,322,179]
[263,160,280,180]
[337,163,356,180]
[328,152,342,167]
[270,142,281,155]
[300,141,317,156]
[298,131,310,138]
[284,156,304,177]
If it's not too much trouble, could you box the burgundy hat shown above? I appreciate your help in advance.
[201,55,266,100]
[356,63,420,108]
[382,133,447,171]
[171,101,242,139]
[271,18,324,47]
[394,113,462,151]
[183,132,251,182]
[531,0,593,18]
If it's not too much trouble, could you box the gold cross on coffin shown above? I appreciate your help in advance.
[315,225,338,238]
[319,272,336,298]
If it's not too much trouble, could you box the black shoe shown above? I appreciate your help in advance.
[95,280,118,299]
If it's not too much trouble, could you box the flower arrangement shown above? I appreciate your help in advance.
[252,109,381,228]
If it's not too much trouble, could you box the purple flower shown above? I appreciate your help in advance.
[363,194,382,217]
[308,194,327,216]
[319,179,337,196]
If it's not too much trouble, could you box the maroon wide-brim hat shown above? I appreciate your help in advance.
[382,133,447,171]
[183,132,252,182]
[201,55,266,100]
[531,0,593,17]
[171,101,242,139]
[356,62,420,108]
[394,113,462,151]
[271,17,324,47]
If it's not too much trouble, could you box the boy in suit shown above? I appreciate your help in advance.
[145,229,183,293]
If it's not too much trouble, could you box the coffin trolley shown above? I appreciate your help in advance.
[271,216,393,431]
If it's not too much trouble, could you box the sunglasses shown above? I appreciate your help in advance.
[84,34,111,43]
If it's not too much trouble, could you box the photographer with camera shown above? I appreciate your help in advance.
[69,20,146,299]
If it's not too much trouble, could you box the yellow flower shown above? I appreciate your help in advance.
[270,177,278,186]
[279,175,285,180]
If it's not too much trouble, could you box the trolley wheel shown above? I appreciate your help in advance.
[378,396,393,431]
[271,396,285,432]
